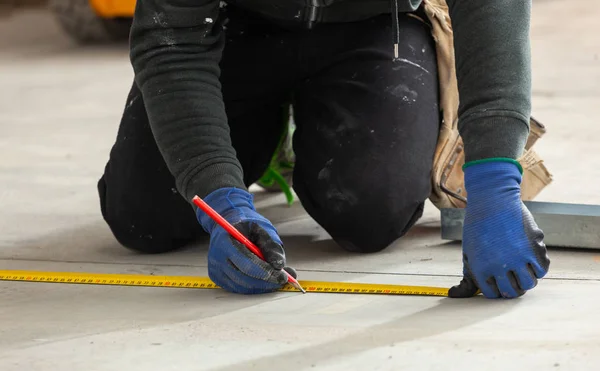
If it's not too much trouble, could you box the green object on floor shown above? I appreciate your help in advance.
[257,107,296,206]
[259,167,295,205]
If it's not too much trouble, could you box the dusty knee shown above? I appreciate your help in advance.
[106,222,191,254]
[295,178,426,254]
[98,176,201,254]
[331,201,424,253]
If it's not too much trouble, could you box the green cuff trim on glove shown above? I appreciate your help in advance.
[463,157,523,174]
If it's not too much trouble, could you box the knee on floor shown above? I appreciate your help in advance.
[296,182,426,254]
[97,177,200,254]
[105,221,192,254]
[330,201,424,254]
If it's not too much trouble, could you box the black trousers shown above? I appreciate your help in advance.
[98,7,440,254]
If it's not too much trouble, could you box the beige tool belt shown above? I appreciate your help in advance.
[420,0,553,209]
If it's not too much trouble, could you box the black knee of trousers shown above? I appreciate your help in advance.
[332,201,424,254]
[293,169,428,254]
[97,176,202,254]
[106,221,193,254]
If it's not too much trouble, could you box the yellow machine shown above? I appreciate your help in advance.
[50,0,136,43]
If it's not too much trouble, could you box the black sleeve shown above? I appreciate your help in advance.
[446,0,532,163]
[129,0,246,202]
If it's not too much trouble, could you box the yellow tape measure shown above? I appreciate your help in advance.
[0,270,449,297]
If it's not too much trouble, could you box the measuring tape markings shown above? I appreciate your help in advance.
[0,270,449,297]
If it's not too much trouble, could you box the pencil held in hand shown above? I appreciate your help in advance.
[192,195,306,293]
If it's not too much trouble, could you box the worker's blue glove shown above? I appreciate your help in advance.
[448,160,551,299]
[196,187,296,295]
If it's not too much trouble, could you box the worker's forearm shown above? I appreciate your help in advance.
[447,0,532,162]
[129,0,246,202]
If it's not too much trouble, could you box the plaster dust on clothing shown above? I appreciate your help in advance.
[318,159,334,181]
[325,187,359,213]
[392,58,431,75]
[387,84,418,104]
[153,12,168,27]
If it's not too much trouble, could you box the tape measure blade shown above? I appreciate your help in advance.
[0,270,448,297]
[297,280,448,297]
[0,270,219,290]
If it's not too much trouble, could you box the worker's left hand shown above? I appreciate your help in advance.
[448,160,551,299]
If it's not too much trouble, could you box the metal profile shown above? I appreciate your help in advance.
[440,201,600,249]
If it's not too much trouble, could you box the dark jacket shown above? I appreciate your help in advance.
[226,0,420,26]
[130,0,532,202]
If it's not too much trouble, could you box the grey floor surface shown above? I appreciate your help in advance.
[1,1,600,370]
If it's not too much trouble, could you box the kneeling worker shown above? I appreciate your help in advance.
[98,0,550,299]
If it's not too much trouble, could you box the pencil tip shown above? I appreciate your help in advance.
[293,282,306,293]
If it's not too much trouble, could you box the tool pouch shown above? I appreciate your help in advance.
[422,0,553,209]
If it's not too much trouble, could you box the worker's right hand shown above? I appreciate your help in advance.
[196,187,296,294]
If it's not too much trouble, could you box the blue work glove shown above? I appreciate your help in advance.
[196,187,296,295]
[448,159,551,299]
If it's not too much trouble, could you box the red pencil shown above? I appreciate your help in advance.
[192,195,306,293]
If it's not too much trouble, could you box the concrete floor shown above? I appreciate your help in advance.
[1,1,600,370]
